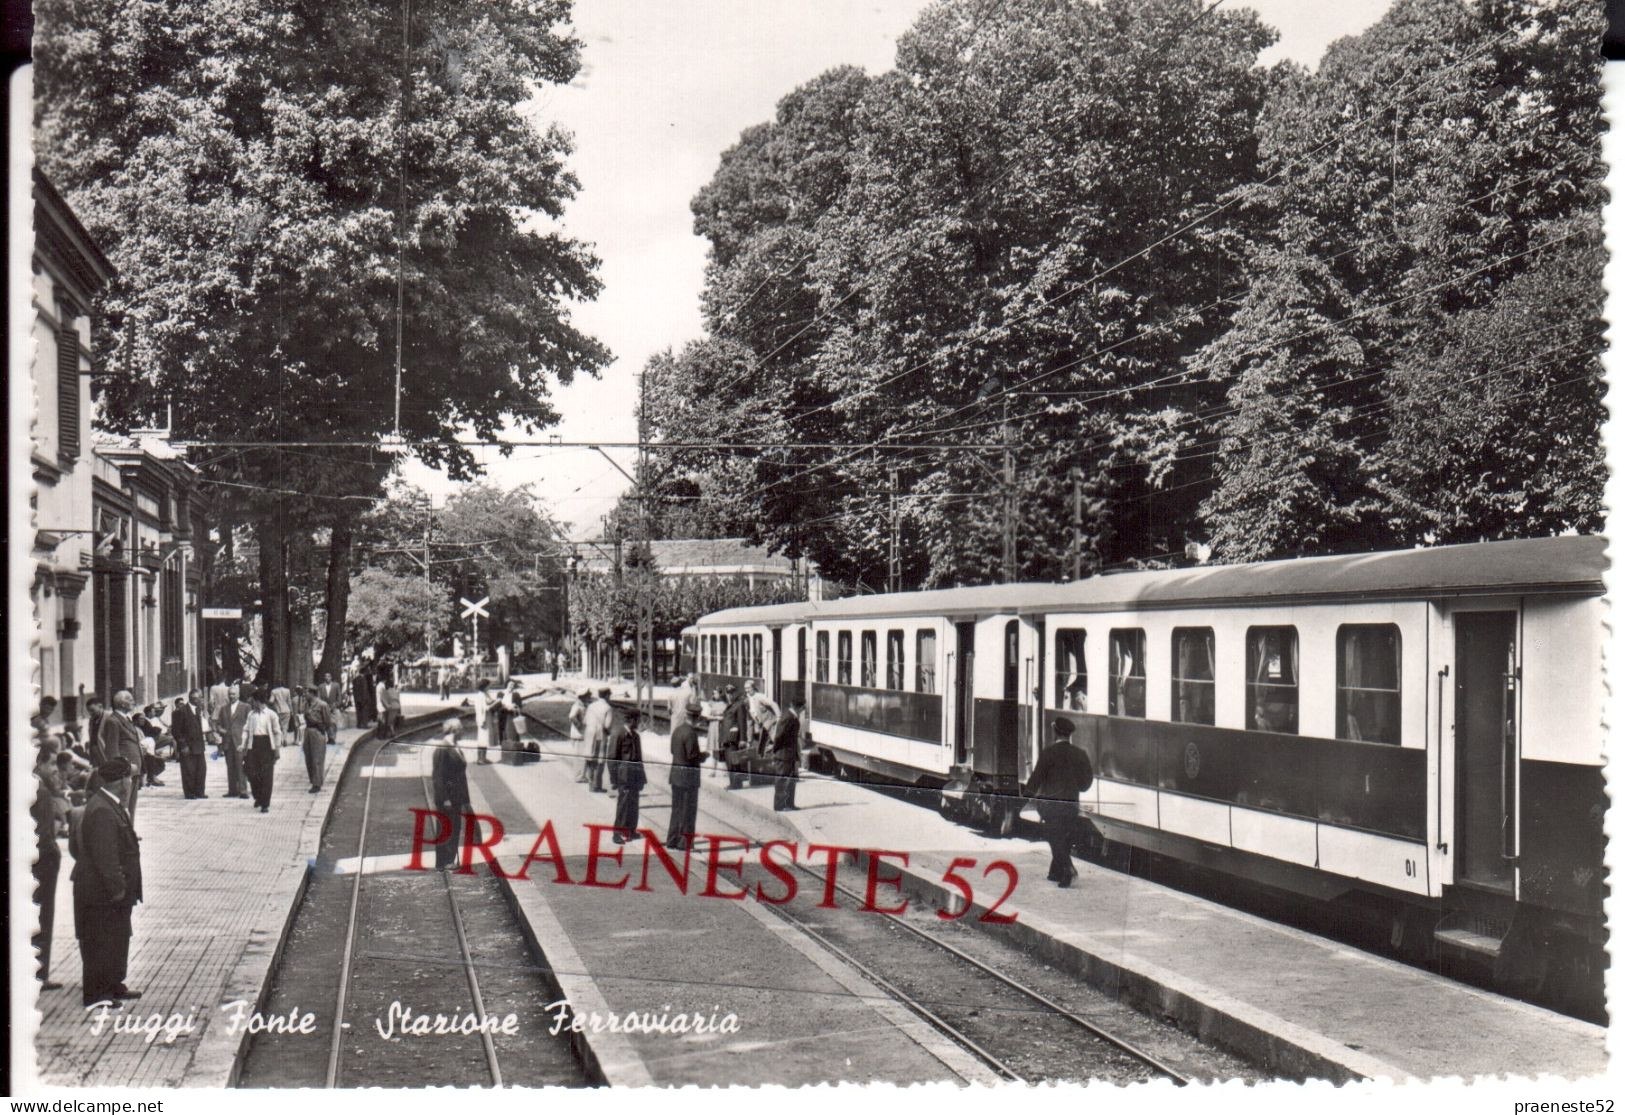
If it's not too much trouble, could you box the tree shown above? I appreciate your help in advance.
[1196,0,1605,558]
[347,567,447,658]
[36,0,609,681]
[644,0,1276,587]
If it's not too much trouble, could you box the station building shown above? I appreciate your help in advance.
[27,172,214,732]
[28,171,112,732]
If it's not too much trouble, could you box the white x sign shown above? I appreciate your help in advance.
[460,595,490,619]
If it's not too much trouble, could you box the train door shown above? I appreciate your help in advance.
[953,622,975,765]
[1021,617,1045,782]
[1454,611,1519,890]
[771,627,783,704]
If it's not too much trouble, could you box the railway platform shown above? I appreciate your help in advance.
[458,745,1003,1086]
[606,718,1608,1083]
[25,695,454,1089]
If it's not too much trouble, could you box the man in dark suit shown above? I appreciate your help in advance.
[73,758,143,1007]
[84,697,108,765]
[666,701,708,850]
[97,691,146,819]
[430,718,471,870]
[219,685,250,799]
[608,709,647,843]
[720,685,750,790]
[353,665,376,729]
[1023,718,1095,888]
[171,693,208,799]
[770,701,803,812]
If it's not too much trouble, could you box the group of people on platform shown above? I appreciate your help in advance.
[30,669,353,1010]
[556,676,805,853]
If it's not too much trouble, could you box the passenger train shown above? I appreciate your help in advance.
[681,536,1607,1007]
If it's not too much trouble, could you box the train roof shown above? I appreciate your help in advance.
[684,536,1605,628]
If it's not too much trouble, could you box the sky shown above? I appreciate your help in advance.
[399,0,1398,534]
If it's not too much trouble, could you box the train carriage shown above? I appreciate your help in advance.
[682,536,1606,1000]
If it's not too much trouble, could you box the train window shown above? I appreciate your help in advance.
[752,634,763,680]
[1246,626,1299,734]
[886,630,905,690]
[707,634,716,673]
[816,631,830,683]
[1109,629,1146,718]
[861,631,878,688]
[1054,629,1087,711]
[837,631,853,685]
[1171,627,1216,726]
[731,634,742,676]
[1336,625,1401,744]
[916,630,937,693]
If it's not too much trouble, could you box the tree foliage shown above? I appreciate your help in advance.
[36,0,608,677]
[631,0,1603,584]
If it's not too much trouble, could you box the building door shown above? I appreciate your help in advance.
[1454,611,1518,890]
[953,622,975,765]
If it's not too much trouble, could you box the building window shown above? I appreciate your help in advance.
[837,631,852,686]
[886,630,905,690]
[816,631,830,683]
[161,567,184,660]
[1055,629,1087,711]
[56,310,81,460]
[1337,625,1401,744]
[1109,629,1145,718]
[915,630,937,693]
[1171,627,1216,726]
[860,630,878,688]
[1246,626,1299,734]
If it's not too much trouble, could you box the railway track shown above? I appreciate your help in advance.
[519,695,1239,1086]
[236,720,584,1089]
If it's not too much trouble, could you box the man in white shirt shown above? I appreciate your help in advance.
[583,688,613,792]
[745,681,779,750]
[669,674,694,730]
[243,690,283,813]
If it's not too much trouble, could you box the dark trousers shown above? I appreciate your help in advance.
[1039,805,1078,883]
[180,751,206,797]
[76,901,132,1005]
[666,782,698,848]
[34,843,60,981]
[303,732,325,790]
[725,748,746,789]
[434,810,464,870]
[223,745,246,796]
[614,786,640,836]
[774,770,797,811]
[247,740,275,808]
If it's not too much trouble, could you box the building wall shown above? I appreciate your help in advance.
[30,244,96,728]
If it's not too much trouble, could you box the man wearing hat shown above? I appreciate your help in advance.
[1022,718,1095,888]
[607,708,647,843]
[73,757,143,1006]
[666,699,708,850]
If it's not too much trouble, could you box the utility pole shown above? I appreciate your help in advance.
[636,367,654,715]
[1001,393,1017,584]
[1070,467,1083,581]
[887,467,900,594]
[422,499,433,661]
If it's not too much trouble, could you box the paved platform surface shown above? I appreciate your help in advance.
[454,736,999,1086]
[503,692,1607,1084]
[26,695,452,1090]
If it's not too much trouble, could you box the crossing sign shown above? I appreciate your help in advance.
[460,595,490,619]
